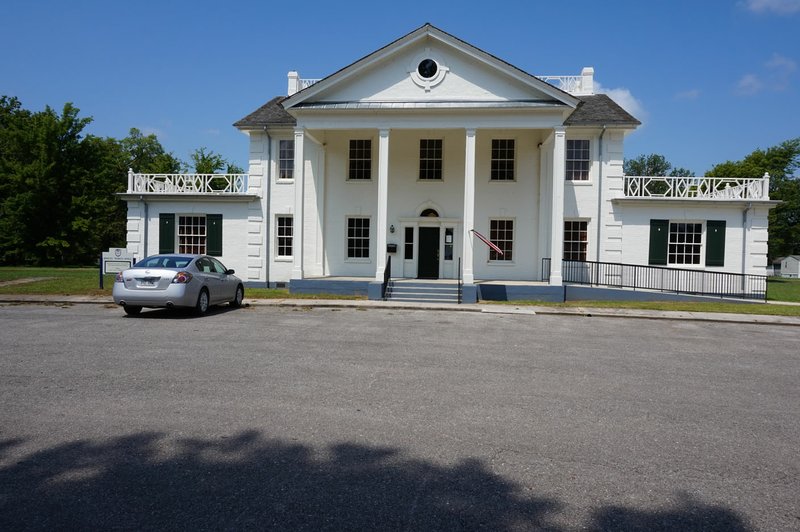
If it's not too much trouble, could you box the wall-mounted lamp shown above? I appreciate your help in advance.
[389,224,395,234]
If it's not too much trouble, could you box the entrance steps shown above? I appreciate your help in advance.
[385,279,460,304]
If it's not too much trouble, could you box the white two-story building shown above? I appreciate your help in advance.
[120,24,775,302]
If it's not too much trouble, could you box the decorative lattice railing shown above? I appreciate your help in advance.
[127,170,249,194]
[623,173,770,200]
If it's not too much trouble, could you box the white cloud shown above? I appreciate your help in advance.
[736,54,797,95]
[594,81,647,124]
[736,74,764,95]
[675,89,701,100]
[744,0,800,13]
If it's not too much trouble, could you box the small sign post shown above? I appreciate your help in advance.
[100,248,134,289]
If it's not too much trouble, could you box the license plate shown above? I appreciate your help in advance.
[139,280,155,287]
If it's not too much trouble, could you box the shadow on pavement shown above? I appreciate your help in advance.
[0,432,751,530]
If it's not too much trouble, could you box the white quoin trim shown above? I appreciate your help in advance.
[549,128,566,286]
[462,128,477,284]
[291,128,305,280]
[375,129,390,281]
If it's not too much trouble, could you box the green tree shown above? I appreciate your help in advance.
[706,138,800,260]
[121,128,183,173]
[0,99,92,264]
[624,153,694,176]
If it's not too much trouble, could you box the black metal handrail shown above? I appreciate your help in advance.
[541,258,551,282]
[544,258,767,301]
[381,255,391,300]
[457,257,463,304]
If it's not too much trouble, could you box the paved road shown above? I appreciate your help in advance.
[1,303,797,530]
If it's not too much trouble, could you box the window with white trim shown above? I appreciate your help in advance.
[419,139,443,180]
[489,219,513,261]
[566,139,590,181]
[668,222,702,265]
[563,220,588,261]
[178,215,207,254]
[347,217,370,259]
[276,215,293,258]
[490,139,515,181]
[278,139,294,180]
[348,139,372,180]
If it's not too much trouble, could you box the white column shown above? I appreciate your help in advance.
[374,129,390,281]
[549,127,566,286]
[462,128,476,284]
[291,128,305,280]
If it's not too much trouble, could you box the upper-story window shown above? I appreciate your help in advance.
[348,139,372,180]
[419,139,443,180]
[566,139,590,181]
[490,139,515,181]
[278,140,294,180]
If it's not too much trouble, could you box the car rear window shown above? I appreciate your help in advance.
[134,256,191,269]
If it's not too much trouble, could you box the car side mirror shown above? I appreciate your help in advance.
[226,269,235,275]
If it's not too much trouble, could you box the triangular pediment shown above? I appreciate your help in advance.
[283,24,578,110]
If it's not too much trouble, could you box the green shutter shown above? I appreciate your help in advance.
[648,219,669,265]
[705,220,726,267]
[159,213,175,254]
[206,214,223,256]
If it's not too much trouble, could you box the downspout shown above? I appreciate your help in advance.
[141,196,148,261]
[264,128,272,287]
[742,202,752,275]
[596,126,607,261]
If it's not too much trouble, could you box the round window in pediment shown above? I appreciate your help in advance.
[417,59,438,79]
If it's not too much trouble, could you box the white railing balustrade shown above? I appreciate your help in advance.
[299,78,321,90]
[539,75,582,94]
[127,169,249,194]
[623,173,770,201]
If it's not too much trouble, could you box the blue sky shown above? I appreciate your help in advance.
[2,0,798,175]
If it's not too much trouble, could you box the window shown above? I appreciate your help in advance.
[159,214,222,256]
[419,139,443,180]
[276,216,293,257]
[563,220,588,261]
[404,227,414,260]
[566,139,590,181]
[347,217,370,259]
[178,215,207,254]
[491,139,515,181]
[349,139,372,180]
[489,219,513,261]
[278,139,294,180]
[444,228,454,261]
[668,222,703,265]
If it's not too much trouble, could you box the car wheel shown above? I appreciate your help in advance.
[123,305,142,316]
[230,285,244,307]
[195,288,210,315]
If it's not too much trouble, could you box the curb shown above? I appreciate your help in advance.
[1,295,799,326]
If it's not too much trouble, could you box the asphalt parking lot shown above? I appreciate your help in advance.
[1,303,798,530]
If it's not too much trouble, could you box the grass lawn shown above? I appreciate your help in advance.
[766,277,800,302]
[0,267,114,296]
[0,267,796,316]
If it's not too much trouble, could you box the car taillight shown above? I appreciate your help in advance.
[115,272,124,283]
[172,271,193,284]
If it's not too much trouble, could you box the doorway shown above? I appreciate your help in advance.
[418,227,440,279]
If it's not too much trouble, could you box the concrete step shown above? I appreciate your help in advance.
[385,280,460,303]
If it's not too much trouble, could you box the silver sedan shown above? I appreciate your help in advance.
[112,254,244,316]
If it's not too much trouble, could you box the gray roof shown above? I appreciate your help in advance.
[233,96,294,128]
[564,94,641,126]
[234,93,639,129]
[291,100,565,110]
